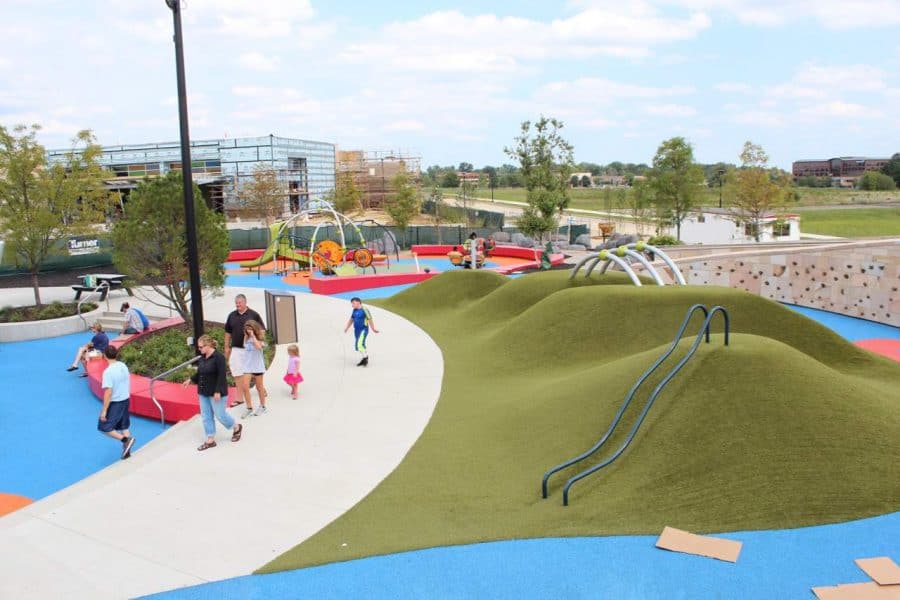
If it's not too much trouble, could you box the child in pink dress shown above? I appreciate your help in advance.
[283,344,303,399]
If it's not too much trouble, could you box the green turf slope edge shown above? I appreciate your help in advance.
[261,270,900,573]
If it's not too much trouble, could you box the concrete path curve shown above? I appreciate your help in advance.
[0,287,443,599]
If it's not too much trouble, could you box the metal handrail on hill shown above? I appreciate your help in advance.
[148,355,201,428]
[541,304,730,506]
[76,282,111,329]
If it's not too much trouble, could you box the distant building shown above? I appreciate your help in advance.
[457,171,481,185]
[47,134,336,215]
[792,156,889,185]
[673,209,801,245]
[570,171,594,187]
[596,174,626,187]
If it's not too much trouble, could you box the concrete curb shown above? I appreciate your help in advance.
[0,305,103,342]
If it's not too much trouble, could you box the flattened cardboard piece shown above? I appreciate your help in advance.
[655,526,742,563]
[812,582,900,599]
[856,557,900,585]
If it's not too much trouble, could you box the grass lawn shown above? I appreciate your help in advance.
[449,187,899,211]
[262,270,900,573]
[796,208,900,237]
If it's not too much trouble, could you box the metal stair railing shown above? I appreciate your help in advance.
[148,355,201,428]
[560,306,729,505]
[541,304,713,500]
[77,281,111,328]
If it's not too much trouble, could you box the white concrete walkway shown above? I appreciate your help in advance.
[0,287,444,599]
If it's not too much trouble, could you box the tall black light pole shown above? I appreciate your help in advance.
[166,0,204,348]
[717,168,725,209]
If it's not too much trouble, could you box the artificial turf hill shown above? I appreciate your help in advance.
[264,269,900,572]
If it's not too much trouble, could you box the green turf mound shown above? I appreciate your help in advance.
[262,271,900,573]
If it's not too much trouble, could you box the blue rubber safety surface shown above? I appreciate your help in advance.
[784,303,900,342]
[0,332,165,500]
[143,512,900,599]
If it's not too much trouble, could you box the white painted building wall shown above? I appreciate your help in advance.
[672,211,801,244]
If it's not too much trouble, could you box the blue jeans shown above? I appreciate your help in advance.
[199,394,235,437]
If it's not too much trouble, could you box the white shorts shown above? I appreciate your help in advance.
[228,347,247,376]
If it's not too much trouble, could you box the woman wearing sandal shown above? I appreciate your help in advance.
[183,334,243,451]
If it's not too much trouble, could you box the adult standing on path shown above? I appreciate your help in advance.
[184,335,242,451]
[98,346,136,460]
[224,293,265,418]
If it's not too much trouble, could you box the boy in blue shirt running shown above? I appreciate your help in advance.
[343,297,379,366]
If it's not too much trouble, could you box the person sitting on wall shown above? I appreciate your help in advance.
[67,321,110,377]
[483,235,495,257]
[120,302,148,335]
[448,246,464,267]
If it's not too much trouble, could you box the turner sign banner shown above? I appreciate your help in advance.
[68,237,101,256]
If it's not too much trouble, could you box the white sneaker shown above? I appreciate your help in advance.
[240,407,254,419]
[254,406,268,416]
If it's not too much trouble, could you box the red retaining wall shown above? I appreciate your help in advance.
[228,249,265,262]
[309,271,438,294]
[88,317,237,423]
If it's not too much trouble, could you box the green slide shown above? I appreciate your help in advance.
[239,222,310,268]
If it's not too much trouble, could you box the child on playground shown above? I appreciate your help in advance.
[283,344,303,399]
[344,297,379,366]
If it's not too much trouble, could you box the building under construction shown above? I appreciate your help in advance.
[336,149,421,210]
[47,134,336,216]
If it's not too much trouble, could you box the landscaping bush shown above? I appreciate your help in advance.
[0,301,97,323]
[647,234,680,246]
[117,323,275,384]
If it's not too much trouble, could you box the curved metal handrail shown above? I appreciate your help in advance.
[77,281,111,329]
[541,304,711,499]
[148,354,201,428]
[561,306,730,505]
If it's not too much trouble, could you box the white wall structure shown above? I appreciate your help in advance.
[672,210,800,245]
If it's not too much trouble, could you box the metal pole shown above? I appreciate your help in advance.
[166,0,204,349]
[718,169,725,209]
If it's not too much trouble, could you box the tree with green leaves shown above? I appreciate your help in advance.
[880,153,900,186]
[726,141,793,242]
[429,186,445,243]
[505,116,575,243]
[333,171,363,214]
[238,166,285,227]
[440,170,460,188]
[647,136,705,241]
[0,124,111,306]
[110,171,229,328]
[625,178,653,235]
[857,170,896,191]
[384,165,420,247]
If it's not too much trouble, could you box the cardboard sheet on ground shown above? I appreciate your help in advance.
[655,526,742,563]
[812,582,900,600]
[856,557,900,586]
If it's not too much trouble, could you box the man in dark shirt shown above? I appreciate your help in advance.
[224,293,265,416]
[67,321,110,377]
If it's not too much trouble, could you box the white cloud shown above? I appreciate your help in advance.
[384,120,426,132]
[714,82,752,93]
[238,52,280,72]
[338,7,711,73]
[645,103,698,117]
[185,0,315,38]
[598,0,900,29]
[798,101,879,119]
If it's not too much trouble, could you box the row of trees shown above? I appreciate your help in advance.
[494,116,795,243]
[0,123,228,325]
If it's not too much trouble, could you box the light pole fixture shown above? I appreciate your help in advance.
[165,0,204,349]
[717,168,725,209]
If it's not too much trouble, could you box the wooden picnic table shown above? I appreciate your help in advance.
[72,273,133,300]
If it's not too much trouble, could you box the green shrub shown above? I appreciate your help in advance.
[647,234,680,246]
[0,301,96,323]
[117,324,275,384]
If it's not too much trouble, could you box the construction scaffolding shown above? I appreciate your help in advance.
[336,149,421,210]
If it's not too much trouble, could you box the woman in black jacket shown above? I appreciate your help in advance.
[183,334,243,451]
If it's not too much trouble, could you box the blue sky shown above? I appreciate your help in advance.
[1,0,898,170]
